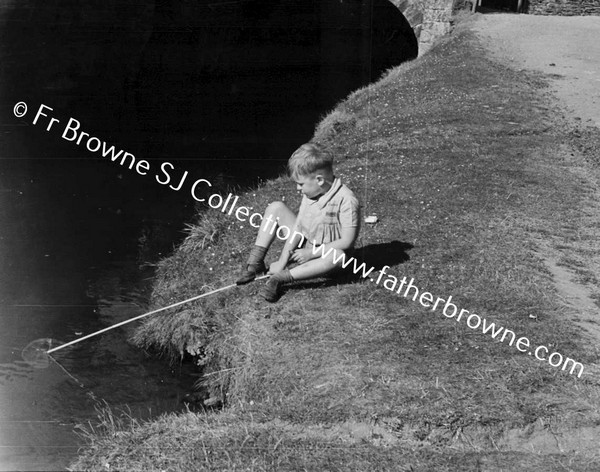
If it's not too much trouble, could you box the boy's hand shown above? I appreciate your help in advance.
[268,260,287,274]
[290,248,315,265]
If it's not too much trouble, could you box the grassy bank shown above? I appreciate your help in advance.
[71,18,600,471]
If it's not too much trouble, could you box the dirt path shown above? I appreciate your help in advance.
[470,13,600,126]
[470,13,600,372]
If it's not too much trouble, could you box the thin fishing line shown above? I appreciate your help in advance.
[46,275,270,355]
[359,0,374,288]
[48,354,86,388]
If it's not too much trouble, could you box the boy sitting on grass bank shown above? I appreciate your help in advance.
[236,143,361,302]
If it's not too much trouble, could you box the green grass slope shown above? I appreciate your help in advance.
[71,21,600,471]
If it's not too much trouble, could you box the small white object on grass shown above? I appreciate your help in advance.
[364,215,378,224]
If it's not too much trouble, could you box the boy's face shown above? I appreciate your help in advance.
[294,173,324,199]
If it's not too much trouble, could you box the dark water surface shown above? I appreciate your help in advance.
[0,153,200,470]
[0,1,416,469]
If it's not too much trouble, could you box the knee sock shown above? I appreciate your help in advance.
[247,245,268,267]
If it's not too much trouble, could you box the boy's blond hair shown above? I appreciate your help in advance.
[288,143,334,179]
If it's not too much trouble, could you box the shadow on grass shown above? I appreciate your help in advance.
[287,240,413,291]
[354,240,414,272]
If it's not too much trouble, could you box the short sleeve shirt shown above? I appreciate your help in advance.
[294,177,360,247]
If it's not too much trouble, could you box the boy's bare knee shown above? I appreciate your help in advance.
[266,201,287,214]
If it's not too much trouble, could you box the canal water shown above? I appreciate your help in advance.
[0,149,202,470]
[0,1,417,470]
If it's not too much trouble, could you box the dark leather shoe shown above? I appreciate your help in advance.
[235,261,267,285]
[261,278,283,302]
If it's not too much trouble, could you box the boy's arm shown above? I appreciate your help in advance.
[320,194,360,252]
[289,226,357,265]
[313,226,358,252]
[275,230,306,265]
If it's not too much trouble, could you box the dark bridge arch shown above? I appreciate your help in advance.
[133,0,418,163]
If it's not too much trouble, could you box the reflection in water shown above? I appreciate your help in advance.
[21,339,57,369]
[0,0,417,469]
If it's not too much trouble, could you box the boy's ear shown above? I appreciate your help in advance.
[315,174,325,186]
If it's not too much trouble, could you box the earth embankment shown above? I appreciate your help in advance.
[71,14,600,471]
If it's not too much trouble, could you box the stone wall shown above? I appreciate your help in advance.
[527,0,600,15]
[419,0,456,52]
[391,0,456,54]
[392,0,427,36]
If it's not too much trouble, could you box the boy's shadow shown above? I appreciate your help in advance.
[289,240,413,291]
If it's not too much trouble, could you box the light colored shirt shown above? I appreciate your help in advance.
[294,177,360,247]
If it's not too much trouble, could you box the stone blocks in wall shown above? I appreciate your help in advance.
[419,0,455,53]
[390,0,456,54]
[423,8,454,21]
[391,0,426,37]
[419,21,452,51]
[527,0,600,15]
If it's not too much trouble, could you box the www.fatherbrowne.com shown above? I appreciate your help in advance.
[309,241,585,379]
[26,106,581,377]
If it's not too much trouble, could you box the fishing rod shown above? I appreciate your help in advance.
[48,274,270,354]
[22,275,269,365]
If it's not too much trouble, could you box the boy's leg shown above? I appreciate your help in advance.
[236,201,296,285]
[288,250,344,280]
[254,201,297,248]
[261,248,348,302]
